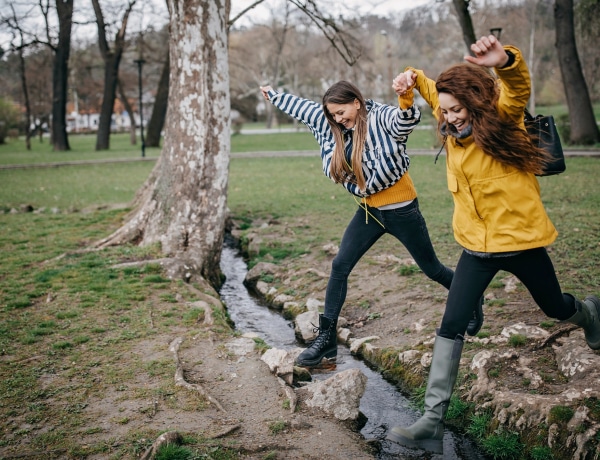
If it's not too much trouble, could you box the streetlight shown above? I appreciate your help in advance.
[490,28,502,40]
[134,57,146,158]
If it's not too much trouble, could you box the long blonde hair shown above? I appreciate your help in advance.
[323,81,368,190]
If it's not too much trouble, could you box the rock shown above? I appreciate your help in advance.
[244,261,279,286]
[503,275,521,292]
[322,243,339,256]
[305,297,324,312]
[272,293,295,309]
[225,337,256,356]
[501,322,549,339]
[398,349,421,364]
[349,336,380,354]
[261,347,301,385]
[338,327,352,344]
[554,333,600,381]
[299,368,367,420]
[295,310,321,342]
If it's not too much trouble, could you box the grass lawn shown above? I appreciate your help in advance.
[0,127,598,458]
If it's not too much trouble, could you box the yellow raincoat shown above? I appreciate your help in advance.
[407,46,557,253]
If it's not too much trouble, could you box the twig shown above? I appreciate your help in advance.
[169,337,226,412]
[534,324,579,349]
[207,424,240,439]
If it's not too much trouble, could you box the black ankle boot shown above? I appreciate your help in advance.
[296,314,337,367]
[466,296,484,336]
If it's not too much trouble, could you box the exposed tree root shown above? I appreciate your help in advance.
[534,324,579,349]
[169,337,226,412]
[139,431,183,460]
[207,424,241,439]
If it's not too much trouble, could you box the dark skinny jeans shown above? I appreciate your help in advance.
[323,199,454,321]
[438,247,576,340]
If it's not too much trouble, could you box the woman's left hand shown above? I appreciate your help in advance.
[392,71,416,96]
[464,35,509,68]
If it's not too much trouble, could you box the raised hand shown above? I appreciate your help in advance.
[464,35,509,68]
[260,85,273,100]
[392,71,416,96]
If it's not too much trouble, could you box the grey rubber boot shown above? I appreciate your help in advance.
[563,294,600,350]
[466,296,484,336]
[386,334,464,454]
[295,314,338,367]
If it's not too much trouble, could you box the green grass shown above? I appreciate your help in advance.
[0,123,598,458]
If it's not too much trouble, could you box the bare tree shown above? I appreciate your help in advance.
[264,2,292,129]
[117,78,137,144]
[92,0,137,150]
[49,0,74,151]
[2,2,61,149]
[145,50,169,147]
[554,0,600,144]
[7,4,33,150]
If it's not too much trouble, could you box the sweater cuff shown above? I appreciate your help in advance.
[398,90,414,110]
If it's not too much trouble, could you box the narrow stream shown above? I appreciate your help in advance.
[219,241,490,460]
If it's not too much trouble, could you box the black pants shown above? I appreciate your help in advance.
[323,199,454,320]
[438,247,576,339]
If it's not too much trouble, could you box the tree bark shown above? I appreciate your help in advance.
[18,48,32,151]
[95,0,230,288]
[117,78,137,145]
[51,0,73,151]
[451,0,477,55]
[92,0,137,151]
[554,0,600,145]
[145,51,169,147]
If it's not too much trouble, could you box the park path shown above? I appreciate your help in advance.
[1,148,599,170]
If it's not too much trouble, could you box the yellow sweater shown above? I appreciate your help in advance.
[363,91,418,208]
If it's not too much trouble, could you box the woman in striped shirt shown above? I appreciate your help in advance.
[260,81,483,367]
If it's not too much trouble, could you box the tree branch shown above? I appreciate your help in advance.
[288,0,361,65]
[228,0,267,27]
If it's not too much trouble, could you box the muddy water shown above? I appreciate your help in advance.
[219,242,489,460]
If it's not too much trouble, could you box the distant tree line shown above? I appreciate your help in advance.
[0,0,598,149]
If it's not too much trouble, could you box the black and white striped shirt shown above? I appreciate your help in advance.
[266,89,420,197]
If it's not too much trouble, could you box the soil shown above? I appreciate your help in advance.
[3,212,595,460]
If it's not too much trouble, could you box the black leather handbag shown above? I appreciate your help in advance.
[524,109,566,176]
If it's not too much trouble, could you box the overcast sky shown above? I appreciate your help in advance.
[231,0,434,26]
[0,0,434,51]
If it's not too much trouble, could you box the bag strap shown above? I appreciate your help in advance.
[524,108,535,122]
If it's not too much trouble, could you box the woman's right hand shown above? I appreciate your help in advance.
[260,85,273,100]
[392,71,416,96]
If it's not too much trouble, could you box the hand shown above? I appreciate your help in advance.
[260,85,273,100]
[392,71,416,96]
[464,35,509,68]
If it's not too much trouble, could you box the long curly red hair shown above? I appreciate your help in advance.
[435,63,552,175]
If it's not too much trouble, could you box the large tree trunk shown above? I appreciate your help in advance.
[146,51,169,147]
[95,0,230,288]
[554,0,600,145]
[51,0,73,151]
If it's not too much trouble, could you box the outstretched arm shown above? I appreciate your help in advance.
[464,35,509,68]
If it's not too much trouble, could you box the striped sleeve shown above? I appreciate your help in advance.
[267,90,328,134]
[266,90,336,182]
